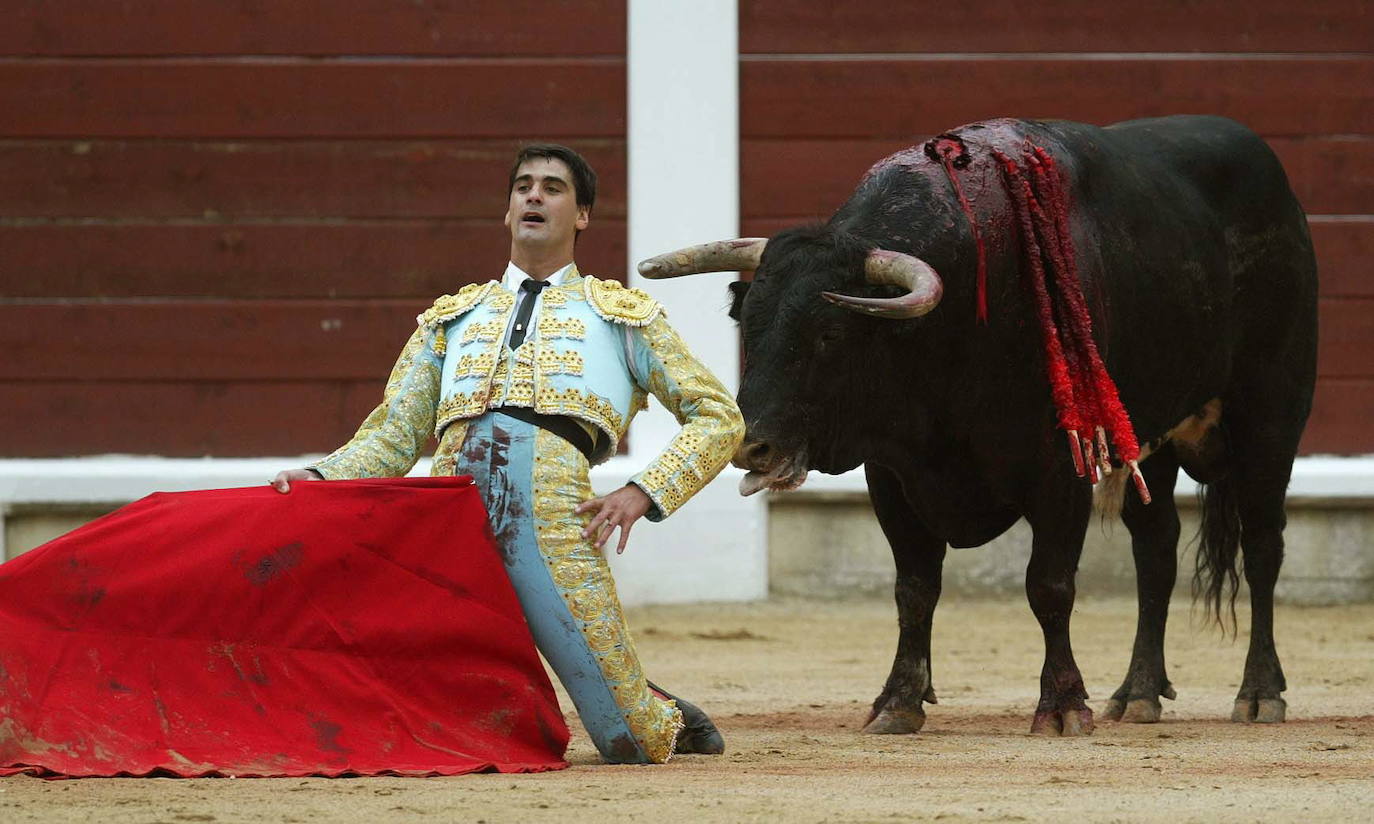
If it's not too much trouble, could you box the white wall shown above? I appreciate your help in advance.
[611,0,765,603]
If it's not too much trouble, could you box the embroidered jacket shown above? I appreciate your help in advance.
[311,268,745,520]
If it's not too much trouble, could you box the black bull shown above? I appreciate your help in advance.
[640,115,1318,736]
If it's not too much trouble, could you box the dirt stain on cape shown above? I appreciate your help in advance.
[242,542,304,586]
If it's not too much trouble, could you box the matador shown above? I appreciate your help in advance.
[273,144,745,764]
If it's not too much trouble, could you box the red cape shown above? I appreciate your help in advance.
[0,477,568,777]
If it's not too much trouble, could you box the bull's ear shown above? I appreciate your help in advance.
[728,280,752,321]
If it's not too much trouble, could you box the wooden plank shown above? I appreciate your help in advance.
[0,60,625,138]
[1317,297,1374,380]
[0,302,431,381]
[742,136,1374,220]
[741,0,1374,54]
[1271,137,1374,217]
[740,58,1374,139]
[0,380,394,457]
[1300,378,1374,455]
[1310,220,1374,299]
[742,218,1374,300]
[0,139,626,219]
[0,220,629,299]
[742,139,909,220]
[1,0,625,57]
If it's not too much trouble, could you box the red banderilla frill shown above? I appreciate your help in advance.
[992,143,1150,504]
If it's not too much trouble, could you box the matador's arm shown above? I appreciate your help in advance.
[625,316,745,521]
[309,326,442,480]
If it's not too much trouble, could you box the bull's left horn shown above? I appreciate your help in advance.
[637,238,768,279]
[821,249,944,319]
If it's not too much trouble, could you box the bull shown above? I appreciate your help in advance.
[640,116,1317,736]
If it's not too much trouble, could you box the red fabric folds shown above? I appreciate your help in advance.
[0,477,569,778]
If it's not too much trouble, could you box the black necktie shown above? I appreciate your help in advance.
[508,278,548,349]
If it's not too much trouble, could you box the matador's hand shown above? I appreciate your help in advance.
[576,484,653,555]
[270,468,323,494]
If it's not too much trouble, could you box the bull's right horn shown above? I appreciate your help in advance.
[637,238,768,279]
[821,249,944,319]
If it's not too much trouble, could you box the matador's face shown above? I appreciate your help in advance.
[504,157,590,253]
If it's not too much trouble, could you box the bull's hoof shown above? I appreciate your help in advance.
[1102,697,1163,723]
[862,707,926,735]
[1102,683,1176,723]
[1231,697,1287,724]
[1030,708,1094,737]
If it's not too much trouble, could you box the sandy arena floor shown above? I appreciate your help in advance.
[3,596,1371,823]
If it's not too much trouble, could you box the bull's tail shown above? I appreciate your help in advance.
[1192,472,1242,633]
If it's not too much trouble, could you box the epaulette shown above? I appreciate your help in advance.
[416,282,497,330]
[583,276,664,327]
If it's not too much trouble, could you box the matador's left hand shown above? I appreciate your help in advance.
[576,484,653,555]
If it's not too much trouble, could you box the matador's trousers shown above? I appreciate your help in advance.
[453,411,682,764]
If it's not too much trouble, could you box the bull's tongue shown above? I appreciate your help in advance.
[738,471,771,497]
[739,469,810,496]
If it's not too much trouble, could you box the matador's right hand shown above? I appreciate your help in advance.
[270,468,323,494]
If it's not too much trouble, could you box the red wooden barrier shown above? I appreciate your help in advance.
[2,0,625,57]
[741,137,1374,220]
[0,220,629,299]
[741,0,1374,54]
[0,139,627,219]
[740,59,1374,139]
[0,61,626,139]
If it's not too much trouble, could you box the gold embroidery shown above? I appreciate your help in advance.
[432,328,447,357]
[584,276,664,327]
[585,621,618,653]
[486,290,516,312]
[531,428,681,763]
[541,288,567,308]
[568,588,609,622]
[538,316,587,340]
[599,648,634,684]
[434,389,491,435]
[552,560,593,589]
[416,282,495,329]
[453,352,497,379]
[430,420,470,478]
[535,386,624,437]
[627,317,746,520]
[536,347,584,377]
[461,319,507,344]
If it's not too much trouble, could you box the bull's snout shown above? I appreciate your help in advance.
[732,437,810,497]
[732,438,775,472]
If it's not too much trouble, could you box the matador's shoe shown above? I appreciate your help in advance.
[647,681,726,755]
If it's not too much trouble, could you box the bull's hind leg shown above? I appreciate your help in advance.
[1229,442,1298,724]
[1103,446,1181,723]
[863,464,945,734]
[1025,482,1095,736]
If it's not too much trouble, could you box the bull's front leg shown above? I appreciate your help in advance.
[863,464,945,734]
[1024,483,1094,736]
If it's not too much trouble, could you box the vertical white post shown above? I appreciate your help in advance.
[602,0,766,603]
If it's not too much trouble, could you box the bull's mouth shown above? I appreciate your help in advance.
[738,452,809,497]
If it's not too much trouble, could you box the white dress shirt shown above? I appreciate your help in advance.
[500,261,575,350]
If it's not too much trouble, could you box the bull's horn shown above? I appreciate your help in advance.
[637,238,768,279]
[821,249,944,319]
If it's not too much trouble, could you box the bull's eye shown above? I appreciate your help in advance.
[816,328,842,351]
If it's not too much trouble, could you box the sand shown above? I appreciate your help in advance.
[3,596,1371,823]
